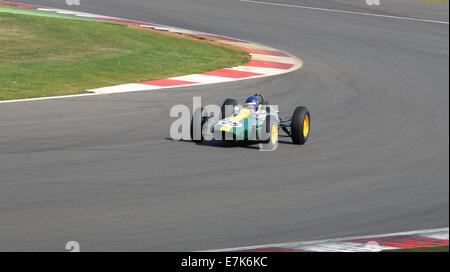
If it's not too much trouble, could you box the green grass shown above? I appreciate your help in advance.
[0,5,103,21]
[0,10,249,100]
[385,245,449,252]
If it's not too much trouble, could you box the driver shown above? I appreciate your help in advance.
[244,96,260,112]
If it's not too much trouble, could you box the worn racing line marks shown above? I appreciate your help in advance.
[206,227,449,252]
[0,1,303,103]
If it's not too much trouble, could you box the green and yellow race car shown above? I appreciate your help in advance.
[191,94,310,149]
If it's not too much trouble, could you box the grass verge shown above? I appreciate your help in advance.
[384,245,449,252]
[0,7,249,100]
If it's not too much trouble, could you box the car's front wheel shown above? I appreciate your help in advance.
[260,115,279,151]
[290,106,310,145]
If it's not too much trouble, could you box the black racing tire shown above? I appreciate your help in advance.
[220,98,238,141]
[221,98,238,119]
[191,107,206,143]
[291,106,310,145]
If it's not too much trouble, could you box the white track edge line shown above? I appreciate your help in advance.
[237,0,450,25]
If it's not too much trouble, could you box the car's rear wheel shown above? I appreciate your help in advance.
[291,106,310,145]
[191,107,206,143]
[221,98,238,119]
[220,98,238,141]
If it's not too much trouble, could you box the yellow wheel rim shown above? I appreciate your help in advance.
[303,115,310,137]
[271,123,279,144]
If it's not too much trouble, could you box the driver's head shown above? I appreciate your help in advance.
[244,96,260,111]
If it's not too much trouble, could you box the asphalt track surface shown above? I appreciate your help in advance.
[0,0,448,251]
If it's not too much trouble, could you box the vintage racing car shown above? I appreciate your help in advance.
[191,94,310,148]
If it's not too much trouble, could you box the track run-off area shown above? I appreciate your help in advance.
[0,0,448,251]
